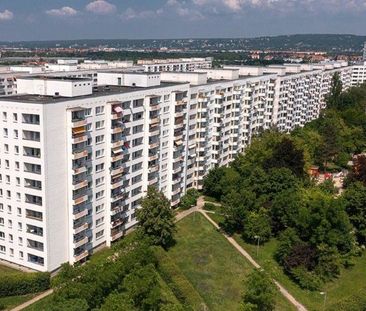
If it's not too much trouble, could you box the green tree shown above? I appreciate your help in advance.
[99,293,136,311]
[137,187,176,249]
[265,137,306,178]
[179,188,200,210]
[327,72,343,108]
[221,189,257,233]
[122,264,161,311]
[243,208,272,243]
[202,166,226,199]
[343,182,366,244]
[242,269,276,311]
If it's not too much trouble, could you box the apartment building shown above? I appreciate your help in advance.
[0,61,353,272]
[138,57,213,73]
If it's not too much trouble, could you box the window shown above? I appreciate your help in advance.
[95,149,104,158]
[2,112,7,121]
[96,217,104,227]
[95,120,104,129]
[95,163,104,172]
[96,190,104,200]
[95,177,104,186]
[0,232,4,239]
[85,108,92,117]
[0,245,5,253]
[96,230,104,240]
[96,135,104,144]
[3,128,8,138]
[95,106,104,115]
[14,129,18,139]
[96,204,104,214]
[13,113,18,122]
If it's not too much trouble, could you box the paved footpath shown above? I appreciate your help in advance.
[11,289,54,311]
[199,208,308,311]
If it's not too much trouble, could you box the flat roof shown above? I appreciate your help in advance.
[19,76,92,82]
[1,82,186,104]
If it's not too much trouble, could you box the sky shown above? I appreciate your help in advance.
[0,0,366,41]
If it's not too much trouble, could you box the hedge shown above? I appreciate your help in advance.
[153,247,207,311]
[0,272,50,297]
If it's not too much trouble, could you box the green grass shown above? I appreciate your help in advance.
[169,212,295,311]
[0,264,22,274]
[203,196,219,203]
[0,294,37,310]
[22,294,52,311]
[232,234,366,311]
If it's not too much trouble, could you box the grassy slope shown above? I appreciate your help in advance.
[169,212,295,311]
[208,210,366,310]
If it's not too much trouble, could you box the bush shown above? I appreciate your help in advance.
[0,272,50,297]
[203,203,216,211]
[289,266,322,291]
[153,247,207,311]
[179,189,200,210]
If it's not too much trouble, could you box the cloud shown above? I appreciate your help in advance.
[86,0,116,15]
[45,6,78,17]
[121,8,164,20]
[0,10,13,21]
[166,0,205,20]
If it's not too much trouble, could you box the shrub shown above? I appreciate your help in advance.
[153,247,207,311]
[289,266,322,291]
[179,189,200,210]
[203,203,216,211]
[0,272,50,297]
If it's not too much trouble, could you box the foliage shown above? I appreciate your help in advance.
[326,288,366,311]
[347,155,366,186]
[242,209,272,243]
[318,179,338,195]
[289,266,322,291]
[0,272,50,298]
[137,186,176,249]
[202,202,217,211]
[242,269,276,311]
[264,137,306,178]
[179,188,200,210]
[153,246,207,311]
[342,182,366,244]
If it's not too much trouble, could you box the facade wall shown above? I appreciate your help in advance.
[0,63,355,271]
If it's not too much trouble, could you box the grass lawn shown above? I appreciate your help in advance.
[234,237,366,311]
[169,212,295,311]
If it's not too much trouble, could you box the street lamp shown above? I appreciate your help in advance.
[254,235,260,257]
[320,291,327,309]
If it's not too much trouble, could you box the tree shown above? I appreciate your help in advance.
[343,182,366,244]
[327,72,343,108]
[179,188,200,210]
[122,264,161,311]
[348,155,366,186]
[242,269,276,311]
[202,166,226,199]
[243,208,272,243]
[265,137,306,178]
[137,187,176,249]
[99,293,136,311]
[221,189,257,233]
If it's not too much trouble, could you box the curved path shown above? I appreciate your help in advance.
[198,200,308,311]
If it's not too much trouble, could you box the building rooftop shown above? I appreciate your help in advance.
[0,82,185,104]
[19,75,92,82]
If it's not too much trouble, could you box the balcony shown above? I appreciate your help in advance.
[73,208,88,220]
[148,177,158,185]
[149,117,160,125]
[150,104,160,111]
[149,141,159,149]
[72,179,88,191]
[72,149,88,160]
[73,164,87,175]
[74,236,88,248]
[111,140,125,148]
[72,134,87,144]
[74,250,88,262]
[111,126,124,134]
[73,223,89,235]
[111,229,124,241]
[73,194,88,206]
[71,119,87,128]
[149,153,158,161]
[111,166,124,176]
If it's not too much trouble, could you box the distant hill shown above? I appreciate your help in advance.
[0,34,365,53]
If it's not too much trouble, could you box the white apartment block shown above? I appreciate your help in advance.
[0,61,354,272]
[351,61,366,86]
[138,57,213,73]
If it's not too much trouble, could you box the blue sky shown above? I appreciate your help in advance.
[0,0,366,41]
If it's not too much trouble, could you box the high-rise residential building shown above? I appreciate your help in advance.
[0,61,353,272]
